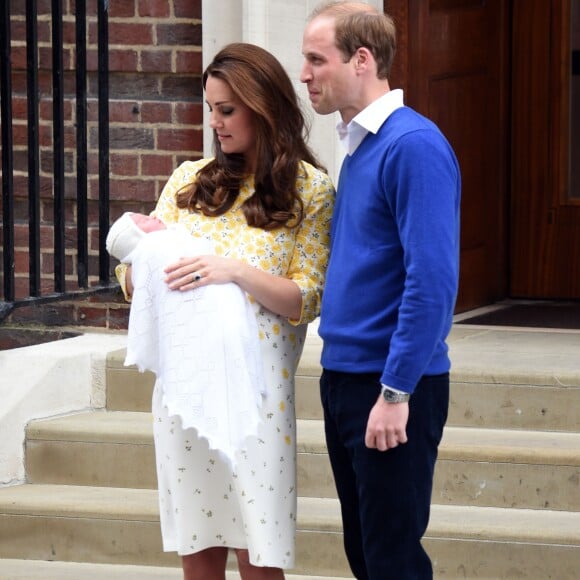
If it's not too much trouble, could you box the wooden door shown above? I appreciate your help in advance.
[386,0,510,312]
[511,0,580,297]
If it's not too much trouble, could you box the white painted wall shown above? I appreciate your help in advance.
[201,0,382,184]
[0,332,127,485]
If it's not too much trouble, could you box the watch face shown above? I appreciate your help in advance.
[382,389,409,403]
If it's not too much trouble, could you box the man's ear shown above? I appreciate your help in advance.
[354,47,371,71]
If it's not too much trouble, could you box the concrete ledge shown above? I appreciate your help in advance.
[26,411,153,445]
[28,413,580,468]
[0,332,128,485]
[2,484,579,546]
[0,559,348,580]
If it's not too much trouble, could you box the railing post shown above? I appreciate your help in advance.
[51,0,66,293]
[76,0,89,287]
[1,0,111,309]
[98,0,110,283]
[27,0,41,297]
[0,0,15,302]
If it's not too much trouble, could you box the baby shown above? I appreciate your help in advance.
[106,212,267,465]
[106,211,176,263]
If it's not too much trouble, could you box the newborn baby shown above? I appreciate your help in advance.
[106,212,267,465]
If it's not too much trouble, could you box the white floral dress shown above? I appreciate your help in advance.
[117,159,334,568]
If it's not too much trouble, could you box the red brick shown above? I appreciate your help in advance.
[39,98,73,121]
[175,50,202,74]
[12,124,29,147]
[62,21,77,45]
[108,49,139,72]
[12,149,28,173]
[13,224,29,247]
[87,152,99,174]
[76,305,110,327]
[140,154,175,177]
[141,101,172,123]
[138,0,170,18]
[108,0,136,18]
[141,49,172,73]
[174,0,201,19]
[70,0,98,14]
[85,289,126,305]
[175,102,203,125]
[40,150,75,174]
[11,96,28,119]
[176,153,202,166]
[10,0,52,17]
[95,126,154,151]
[39,224,55,247]
[108,178,158,202]
[33,21,51,44]
[109,101,141,123]
[9,20,26,44]
[107,23,154,46]
[110,153,139,176]
[108,307,130,330]
[14,249,31,272]
[157,128,203,152]
[10,46,27,69]
[86,99,101,122]
[156,23,201,46]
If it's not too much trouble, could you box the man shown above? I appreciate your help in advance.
[301,2,461,579]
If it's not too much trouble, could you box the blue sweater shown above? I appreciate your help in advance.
[319,106,461,394]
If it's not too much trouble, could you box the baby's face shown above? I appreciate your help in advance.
[131,213,166,233]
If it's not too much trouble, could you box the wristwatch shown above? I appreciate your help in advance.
[381,386,410,404]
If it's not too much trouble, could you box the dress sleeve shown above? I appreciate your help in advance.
[287,165,335,325]
[114,262,132,302]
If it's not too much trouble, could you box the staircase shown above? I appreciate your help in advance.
[0,325,579,578]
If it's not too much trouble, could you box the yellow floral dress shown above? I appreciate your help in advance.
[117,159,334,568]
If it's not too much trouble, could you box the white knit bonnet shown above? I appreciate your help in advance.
[105,212,146,262]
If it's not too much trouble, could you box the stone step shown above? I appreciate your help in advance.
[0,485,578,578]
[0,485,347,577]
[105,334,580,432]
[0,559,345,580]
[26,411,580,511]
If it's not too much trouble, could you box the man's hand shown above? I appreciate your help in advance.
[365,396,409,451]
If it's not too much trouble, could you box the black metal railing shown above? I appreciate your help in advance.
[0,0,111,320]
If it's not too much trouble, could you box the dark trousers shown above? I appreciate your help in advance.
[320,369,449,580]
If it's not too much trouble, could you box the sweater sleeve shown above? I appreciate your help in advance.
[380,128,460,393]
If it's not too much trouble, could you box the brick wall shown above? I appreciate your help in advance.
[2,0,203,305]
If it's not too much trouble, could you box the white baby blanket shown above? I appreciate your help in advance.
[124,227,266,465]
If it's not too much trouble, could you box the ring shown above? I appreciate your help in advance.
[193,273,202,282]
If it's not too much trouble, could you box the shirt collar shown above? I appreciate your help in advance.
[337,89,405,155]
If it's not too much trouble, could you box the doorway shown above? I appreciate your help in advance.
[386,0,580,311]
[511,0,580,298]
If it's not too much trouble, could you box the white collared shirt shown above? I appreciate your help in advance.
[337,89,405,156]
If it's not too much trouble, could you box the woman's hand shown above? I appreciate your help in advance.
[164,255,241,290]
[163,255,302,320]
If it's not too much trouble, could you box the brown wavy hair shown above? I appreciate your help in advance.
[177,43,324,230]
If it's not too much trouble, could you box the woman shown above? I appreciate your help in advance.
[114,43,334,579]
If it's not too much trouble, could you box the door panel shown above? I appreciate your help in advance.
[386,0,510,312]
[511,0,580,297]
